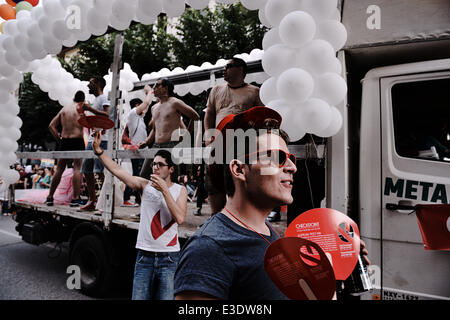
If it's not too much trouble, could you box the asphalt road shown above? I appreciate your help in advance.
[0,214,101,300]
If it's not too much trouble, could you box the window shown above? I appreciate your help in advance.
[392,78,450,162]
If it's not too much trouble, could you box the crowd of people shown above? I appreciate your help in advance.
[6,57,369,300]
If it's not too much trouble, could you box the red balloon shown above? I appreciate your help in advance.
[6,0,17,8]
[0,4,16,20]
[25,0,39,6]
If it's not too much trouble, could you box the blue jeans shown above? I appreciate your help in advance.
[132,249,180,300]
[81,141,108,174]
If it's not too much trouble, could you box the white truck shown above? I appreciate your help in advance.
[10,0,450,300]
[328,0,450,300]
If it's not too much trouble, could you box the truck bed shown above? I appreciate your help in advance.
[13,201,288,240]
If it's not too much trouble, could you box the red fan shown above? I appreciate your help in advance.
[285,208,360,281]
[78,115,114,130]
[264,237,336,300]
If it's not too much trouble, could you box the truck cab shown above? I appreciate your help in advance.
[359,58,450,300]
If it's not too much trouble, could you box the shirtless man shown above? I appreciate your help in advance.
[46,91,86,207]
[139,78,200,179]
[204,57,264,214]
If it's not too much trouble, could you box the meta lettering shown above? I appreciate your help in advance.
[384,177,448,203]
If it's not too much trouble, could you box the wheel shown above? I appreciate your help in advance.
[69,234,115,297]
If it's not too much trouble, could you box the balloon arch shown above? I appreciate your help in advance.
[0,0,347,188]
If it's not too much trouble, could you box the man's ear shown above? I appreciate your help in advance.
[229,160,247,183]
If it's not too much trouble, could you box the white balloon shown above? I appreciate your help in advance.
[2,20,19,37]
[162,0,185,18]
[259,77,279,105]
[314,106,343,137]
[135,9,158,25]
[0,63,15,78]
[2,36,17,52]
[62,34,78,48]
[94,0,113,12]
[296,39,336,75]
[279,11,316,48]
[301,0,338,21]
[3,169,20,185]
[0,113,15,129]
[42,35,63,55]
[52,19,72,41]
[138,0,163,17]
[267,99,290,120]
[111,0,137,24]
[185,0,209,10]
[314,73,347,106]
[13,117,23,129]
[43,0,66,18]
[174,83,191,96]
[298,98,332,133]
[261,44,296,77]
[5,51,24,67]
[281,108,306,142]
[8,127,22,141]
[258,6,272,28]
[0,79,16,93]
[315,20,347,51]
[109,16,131,31]
[277,68,314,103]
[262,28,282,50]
[241,0,268,11]
[264,0,301,27]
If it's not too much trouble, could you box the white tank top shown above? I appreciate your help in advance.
[136,182,183,252]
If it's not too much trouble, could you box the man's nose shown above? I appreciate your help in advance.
[283,157,297,174]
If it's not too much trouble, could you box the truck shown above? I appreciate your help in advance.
[9,0,450,299]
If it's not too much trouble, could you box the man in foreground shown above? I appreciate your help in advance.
[91,131,188,300]
[174,107,295,300]
[46,91,86,207]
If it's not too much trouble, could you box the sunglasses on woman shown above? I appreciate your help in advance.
[245,149,296,168]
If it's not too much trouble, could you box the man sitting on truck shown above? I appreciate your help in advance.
[91,130,188,300]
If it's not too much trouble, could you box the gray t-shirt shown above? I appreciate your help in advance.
[174,213,288,300]
[88,94,111,142]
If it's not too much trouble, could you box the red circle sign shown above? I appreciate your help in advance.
[285,208,360,280]
[264,237,336,300]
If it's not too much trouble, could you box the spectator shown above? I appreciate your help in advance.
[33,167,45,189]
[0,178,10,216]
[39,167,53,189]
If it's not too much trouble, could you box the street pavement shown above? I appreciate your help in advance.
[0,214,99,300]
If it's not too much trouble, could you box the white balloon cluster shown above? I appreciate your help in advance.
[28,55,95,107]
[140,49,267,97]
[104,63,140,102]
[259,0,347,141]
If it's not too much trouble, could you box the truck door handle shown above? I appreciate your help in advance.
[386,202,416,213]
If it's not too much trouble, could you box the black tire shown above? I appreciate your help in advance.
[69,234,115,297]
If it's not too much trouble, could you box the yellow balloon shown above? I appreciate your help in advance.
[0,21,5,34]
